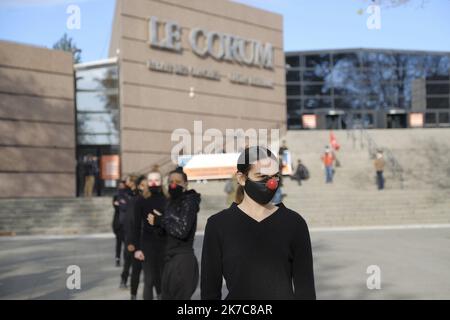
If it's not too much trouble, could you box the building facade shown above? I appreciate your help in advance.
[285,49,450,130]
[0,41,75,198]
[108,0,286,179]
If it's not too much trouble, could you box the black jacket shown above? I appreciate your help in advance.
[133,191,167,250]
[155,189,201,255]
[112,195,121,234]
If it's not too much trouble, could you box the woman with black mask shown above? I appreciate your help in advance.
[200,146,316,300]
[133,169,167,300]
[147,166,201,300]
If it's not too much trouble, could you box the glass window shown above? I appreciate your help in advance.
[76,66,118,91]
[286,56,300,68]
[286,85,301,96]
[77,134,120,145]
[426,83,450,95]
[439,112,450,124]
[76,91,119,112]
[77,111,119,135]
[303,84,330,95]
[286,70,300,82]
[427,97,450,109]
[304,97,332,109]
[287,117,302,129]
[303,68,330,82]
[424,54,450,81]
[332,53,359,68]
[335,96,362,110]
[425,112,436,124]
[305,54,330,68]
[287,99,302,111]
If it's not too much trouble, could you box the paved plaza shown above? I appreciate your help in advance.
[1,226,449,300]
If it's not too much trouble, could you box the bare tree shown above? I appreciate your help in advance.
[53,33,82,63]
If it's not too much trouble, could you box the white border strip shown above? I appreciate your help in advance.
[309,224,450,232]
[1,224,449,241]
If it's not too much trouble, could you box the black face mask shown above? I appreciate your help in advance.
[168,183,184,199]
[244,176,279,205]
[149,186,162,194]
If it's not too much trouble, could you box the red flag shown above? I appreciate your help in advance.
[330,131,340,151]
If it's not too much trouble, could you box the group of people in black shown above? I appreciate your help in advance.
[112,166,201,300]
[112,146,316,300]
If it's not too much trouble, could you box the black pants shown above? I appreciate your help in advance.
[161,252,199,300]
[142,237,165,300]
[114,232,122,260]
[121,244,132,282]
[376,171,385,190]
[130,257,142,296]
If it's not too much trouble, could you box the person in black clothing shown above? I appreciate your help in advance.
[201,146,316,300]
[118,174,139,290]
[147,166,201,300]
[125,175,152,300]
[133,170,167,300]
[112,180,126,267]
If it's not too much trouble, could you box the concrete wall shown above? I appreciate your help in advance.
[0,41,76,198]
[109,0,286,174]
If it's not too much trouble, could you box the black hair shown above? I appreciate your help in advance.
[135,175,147,187]
[169,166,188,182]
[235,146,278,203]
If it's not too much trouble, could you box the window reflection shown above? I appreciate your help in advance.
[75,64,119,145]
[285,50,450,129]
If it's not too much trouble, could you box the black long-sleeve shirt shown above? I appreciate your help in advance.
[201,202,316,300]
[133,192,167,250]
[154,189,201,255]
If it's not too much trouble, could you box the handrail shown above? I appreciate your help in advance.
[344,116,404,189]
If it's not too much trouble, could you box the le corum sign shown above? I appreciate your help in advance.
[148,16,275,70]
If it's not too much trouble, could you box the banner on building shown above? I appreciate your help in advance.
[100,155,120,180]
[182,153,240,180]
[409,113,424,128]
[302,114,317,129]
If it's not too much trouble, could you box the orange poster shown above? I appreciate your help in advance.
[101,155,120,180]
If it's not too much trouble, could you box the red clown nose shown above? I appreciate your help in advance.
[266,178,278,190]
[169,183,178,189]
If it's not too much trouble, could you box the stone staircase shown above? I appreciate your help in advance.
[0,197,113,235]
[1,129,449,235]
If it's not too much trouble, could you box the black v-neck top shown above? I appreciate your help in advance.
[200,202,316,300]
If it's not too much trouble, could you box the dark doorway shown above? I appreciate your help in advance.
[326,115,345,130]
[386,114,407,129]
[76,145,120,197]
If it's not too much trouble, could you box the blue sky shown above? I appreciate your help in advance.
[0,0,449,62]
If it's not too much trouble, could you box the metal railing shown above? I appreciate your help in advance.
[345,117,405,189]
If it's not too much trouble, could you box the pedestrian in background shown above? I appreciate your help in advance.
[224,173,238,206]
[83,154,98,197]
[321,146,335,184]
[292,159,309,186]
[374,150,385,190]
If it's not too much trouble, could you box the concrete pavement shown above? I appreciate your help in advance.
[1,226,449,300]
